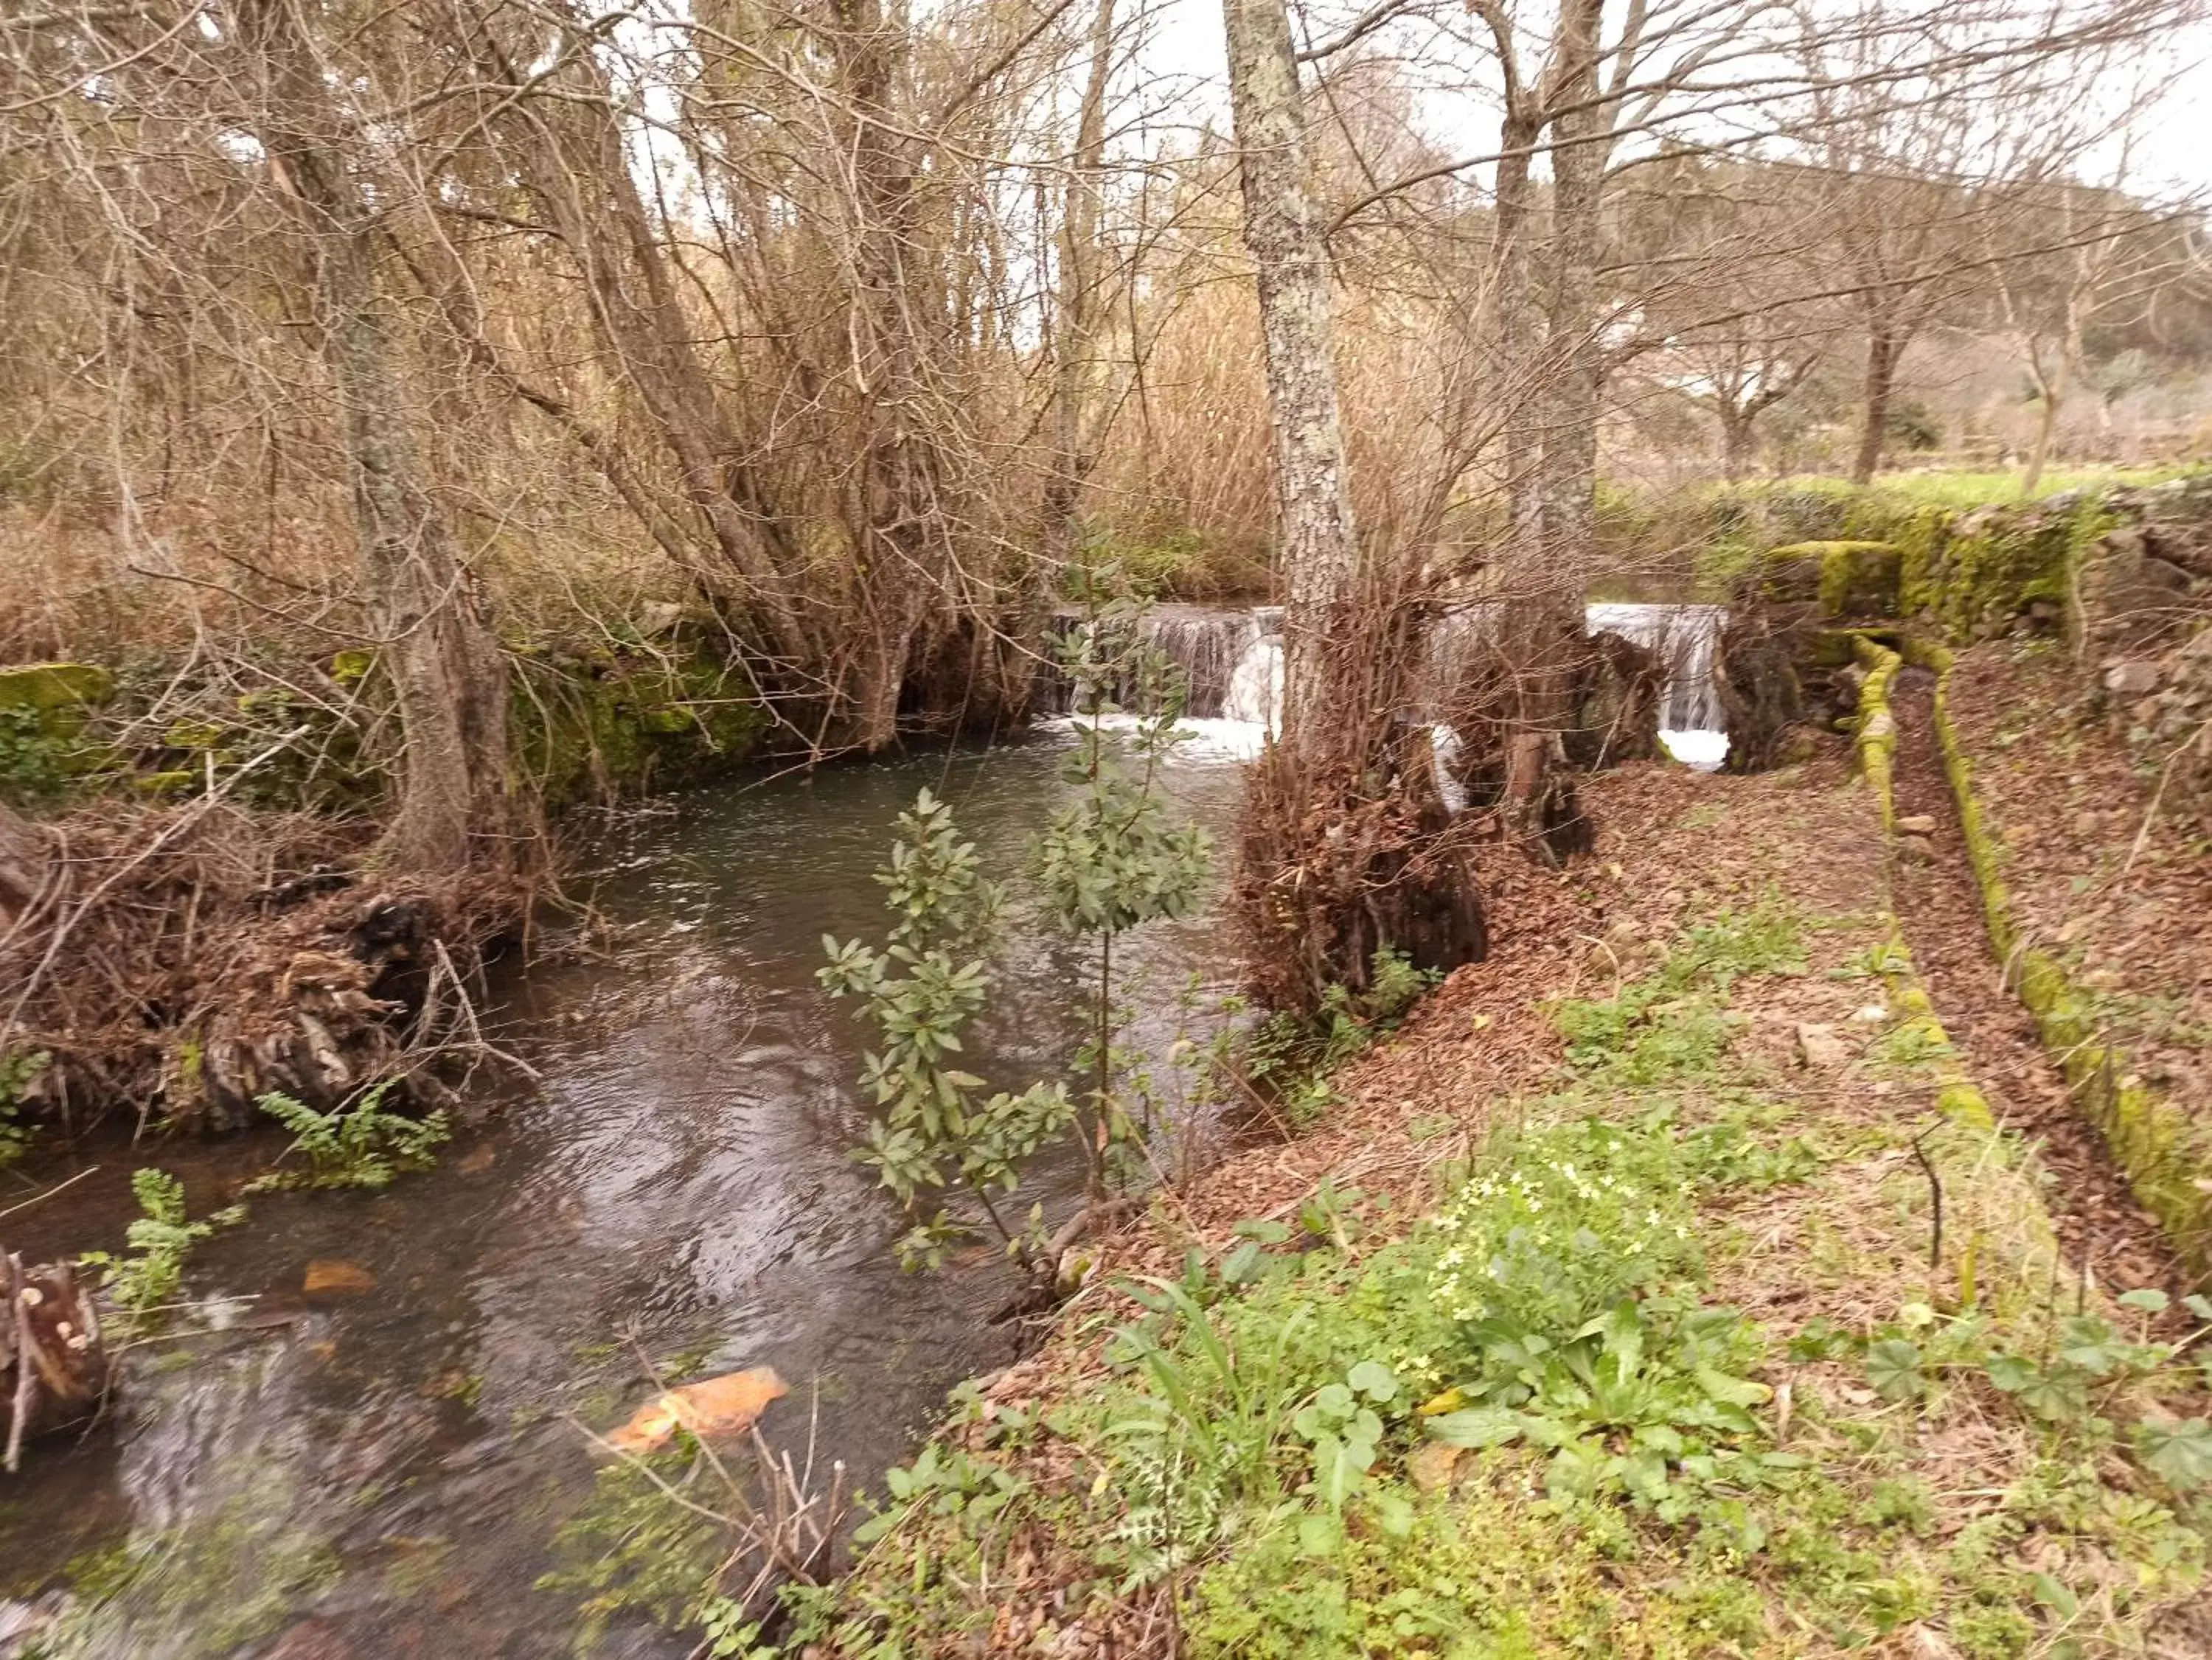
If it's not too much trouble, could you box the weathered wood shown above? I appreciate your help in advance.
[4,1250,105,1471]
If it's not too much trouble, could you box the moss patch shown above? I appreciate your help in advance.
[1760,541,1902,620]
[1896,499,2118,644]
[509,644,765,806]
[1848,638,1996,1134]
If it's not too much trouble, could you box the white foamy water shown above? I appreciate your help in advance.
[1043,601,1733,778]
[1037,711,1272,761]
[1659,728,1729,770]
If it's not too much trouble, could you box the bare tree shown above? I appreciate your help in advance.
[240,0,515,873]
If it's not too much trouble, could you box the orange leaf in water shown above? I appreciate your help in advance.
[303,1260,375,1297]
[605,1367,787,1455]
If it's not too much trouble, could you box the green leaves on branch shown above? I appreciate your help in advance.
[821,788,1076,1269]
[824,599,1217,1265]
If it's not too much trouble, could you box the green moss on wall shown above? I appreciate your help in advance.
[509,647,765,806]
[1896,499,2118,644]
[3,642,765,815]
[0,662,114,714]
[1761,541,1901,619]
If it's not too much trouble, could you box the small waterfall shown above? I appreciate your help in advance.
[1584,602,1726,733]
[1040,606,1267,718]
[1223,635,1282,728]
[1041,601,1726,768]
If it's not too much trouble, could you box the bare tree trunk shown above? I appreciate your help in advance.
[1220,0,1359,750]
[1042,0,1118,563]
[242,0,512,874]
[1222,0,1484,1007]
[1851,324,1901,487]
[833,0,946,750]
[1720,405,1753,482]
[2023,342,2065,493]
[1537,0,1607,569]
[1500,0,1607,863]
[504,37,815,680]
[1490,111,1545,576]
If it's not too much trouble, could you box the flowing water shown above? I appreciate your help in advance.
[0,735,1248,1660]
[0,600,1729,1658]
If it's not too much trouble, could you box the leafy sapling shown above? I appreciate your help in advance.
[1034,597,1213,1197]
[821,789,1074,1269]
[79,1168,241,1322]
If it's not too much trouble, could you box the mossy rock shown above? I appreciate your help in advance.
[0,662,114,804]
[512,648,765,806]
[0,662,113,716]
[1760,542,1901,620]
[1897,498,2117,644]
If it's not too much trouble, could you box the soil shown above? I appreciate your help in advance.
[1888,666,2183,1296]
[1946,644,2212,1132]
[857,741,2212,1659]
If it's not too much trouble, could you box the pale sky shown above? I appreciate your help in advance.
[1121,0,2212,203]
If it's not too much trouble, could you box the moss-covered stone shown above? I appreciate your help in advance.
[1848,638,1997,1134]
[0,661,114,803]
[1761,542,1901,619]
[0,662,114,714]
[1897,498,2118,644]
[510,648,765,806]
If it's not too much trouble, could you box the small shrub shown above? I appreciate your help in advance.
[1244,946,1439,1125]
[0,1047,46,1168]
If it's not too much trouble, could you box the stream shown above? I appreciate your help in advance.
[0,600,1726,1658]
[0,733,1246,1660]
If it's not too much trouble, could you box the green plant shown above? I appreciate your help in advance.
[540,1440,733,1647]
[1243,947,1439,1126]
[246,1081,448,1192]
[0,705,82,805]
[1556,905,1802,1084]
[0,1047,46,1168]
[1427,1115,1703,1333]
[821,789,1074,1268]
[1034,585,1214,1196]
[79,1168,236,1319]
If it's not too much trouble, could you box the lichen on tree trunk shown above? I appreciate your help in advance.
[1220,0,1482,1008]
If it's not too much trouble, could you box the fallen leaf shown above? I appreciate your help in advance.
[304,1260,375,1297]
[457,1144,497,1176]
[605,1366,788,1454]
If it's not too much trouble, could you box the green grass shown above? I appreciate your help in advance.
[779,907,2212,1660]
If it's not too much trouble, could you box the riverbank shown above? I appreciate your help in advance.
[778,747,2212,1659]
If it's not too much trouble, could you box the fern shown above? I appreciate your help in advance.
[248,1081,449,1192]
[79,1167,234,1319]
